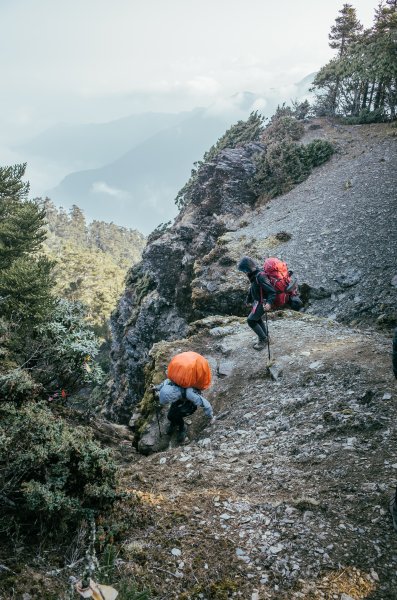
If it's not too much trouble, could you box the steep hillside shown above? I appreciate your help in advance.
[191,121,397,326]
[109,119,397,422]
[114,312,397,599]
[42,200,146,326]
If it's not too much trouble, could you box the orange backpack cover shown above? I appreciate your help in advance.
[167,351,212,390]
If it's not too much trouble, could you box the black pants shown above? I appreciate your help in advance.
[247,302,268,341]
[167,400,197,430]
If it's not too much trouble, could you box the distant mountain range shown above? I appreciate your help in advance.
[19,78,315,234]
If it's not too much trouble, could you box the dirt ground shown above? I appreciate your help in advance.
[1,313,396,600]
[113,313,397,599]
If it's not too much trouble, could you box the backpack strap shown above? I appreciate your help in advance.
[256,272,270,304]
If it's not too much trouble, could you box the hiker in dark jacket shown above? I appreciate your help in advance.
[157,380,214,443]
[238,256,276,351]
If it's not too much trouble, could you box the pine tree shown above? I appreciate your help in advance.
[313,2,397,119]
[0,164,54,334]
[329,3,363,56]
[70,204,87,245]
[328,4,363,113]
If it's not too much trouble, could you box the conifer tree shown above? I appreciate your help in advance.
[328,4,363,113]
[0,165,54,331]
[329,3,363,56]
[313,2,397,119]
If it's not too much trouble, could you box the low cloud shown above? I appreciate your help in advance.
[91,181,129,198]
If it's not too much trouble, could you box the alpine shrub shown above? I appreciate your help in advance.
[304,139,335,168]
[249,138,334,199]
[0,402,118,530]
[249,141,310,198]
[341,108,386,125]
[262,115,304,143]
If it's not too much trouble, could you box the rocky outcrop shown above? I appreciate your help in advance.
[108,143,263,421]
[109,120,397,424]
[191,121,397,326]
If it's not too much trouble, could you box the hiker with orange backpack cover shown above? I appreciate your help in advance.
[156,351,214,443]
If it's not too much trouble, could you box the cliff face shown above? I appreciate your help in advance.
[108,142,264,421]
[109,120,397,423]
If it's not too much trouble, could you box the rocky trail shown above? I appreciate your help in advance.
[117,312,397,599]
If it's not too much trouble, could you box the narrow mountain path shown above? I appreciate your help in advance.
[118,314,397,599]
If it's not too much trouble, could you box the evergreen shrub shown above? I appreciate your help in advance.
[262,116,304,143]
[341,108,386,124]
[249,139,334,199]
[0,402,118,529]
[304,139,335,167]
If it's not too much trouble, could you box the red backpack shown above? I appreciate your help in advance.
[262,257,292,308]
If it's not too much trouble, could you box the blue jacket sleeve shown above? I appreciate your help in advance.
[185,388,213,417]
[159,380,182,406]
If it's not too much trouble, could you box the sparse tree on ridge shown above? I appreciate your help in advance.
[329,3,363,56]
[312,2,397,120]
[328,3,363,113]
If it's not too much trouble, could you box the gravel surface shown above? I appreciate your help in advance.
[121,312,397,599]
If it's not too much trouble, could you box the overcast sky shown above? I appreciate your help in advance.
[1,0,377,141]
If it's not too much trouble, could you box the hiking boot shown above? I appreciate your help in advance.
[253,339,267,351]
[390,495,397,531]
[176,425,187,444]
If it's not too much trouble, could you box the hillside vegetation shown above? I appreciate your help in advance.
[41,199,145,327]
[0,2,396,599]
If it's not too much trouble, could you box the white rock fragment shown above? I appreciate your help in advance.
[370,568,379,581]
[269,543,284,554]
[171,548,182,556]
[198,438,211,447]
[309,361,323,370]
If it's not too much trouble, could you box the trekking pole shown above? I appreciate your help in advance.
[155,405,162,438]
[264,310,271,361]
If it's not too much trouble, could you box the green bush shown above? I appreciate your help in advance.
[33,299,104,395]
[249,138,334,199]
[262,115,304,143]
[304,139,335,168]
[250,141,309,198]
[0,367,42,402]
[0,402,118,530]
[341,108,386,124]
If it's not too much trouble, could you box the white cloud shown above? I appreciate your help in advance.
[186,76,221,96]
[91,181,129,198]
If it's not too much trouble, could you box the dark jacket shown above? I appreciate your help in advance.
[246,269,276,306]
